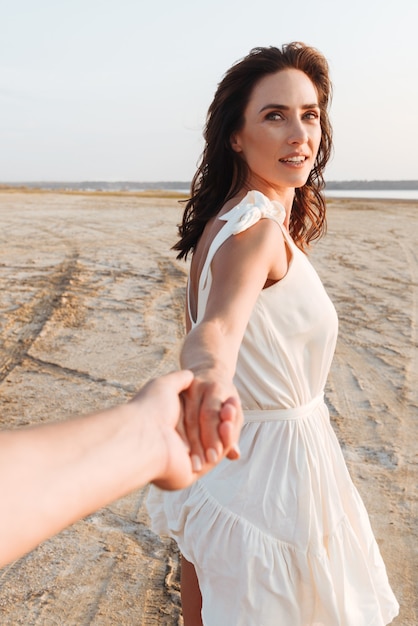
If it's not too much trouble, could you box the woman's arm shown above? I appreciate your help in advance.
[0,370,241,567]
[181,218,288,468]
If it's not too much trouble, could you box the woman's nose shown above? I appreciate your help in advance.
[287,119,308,144]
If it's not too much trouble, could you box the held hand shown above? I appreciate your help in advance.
[130,370,242,491]
[218,397,242,461]
[179,374,243,473]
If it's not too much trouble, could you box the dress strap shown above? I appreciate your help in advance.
[192,190,286,325]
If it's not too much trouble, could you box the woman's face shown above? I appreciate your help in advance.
[231,68,322,199]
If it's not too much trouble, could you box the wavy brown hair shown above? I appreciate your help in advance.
[174,43,333,259]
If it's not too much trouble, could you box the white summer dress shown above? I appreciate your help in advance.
[147,190,399,626]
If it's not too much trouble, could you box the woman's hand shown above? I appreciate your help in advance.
[177,371,243,474]
[137,370,242,490]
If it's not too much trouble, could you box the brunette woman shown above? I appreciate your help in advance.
[148,43,399,626]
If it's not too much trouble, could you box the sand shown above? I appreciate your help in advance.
[0,190,416,625]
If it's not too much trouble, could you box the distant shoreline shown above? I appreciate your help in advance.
[1,184,418,202]
[0,186,188,200]
[1,179,418,193]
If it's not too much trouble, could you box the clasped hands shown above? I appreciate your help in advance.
[141,370,243,491]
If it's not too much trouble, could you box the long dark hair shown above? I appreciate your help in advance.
[174,43,333,259]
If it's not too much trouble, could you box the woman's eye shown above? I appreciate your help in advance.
[266,112,283,121]
[304,111,319,120]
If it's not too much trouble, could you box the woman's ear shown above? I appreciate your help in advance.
[230,133,243,153]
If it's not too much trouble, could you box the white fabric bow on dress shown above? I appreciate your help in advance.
[219,190,286,234]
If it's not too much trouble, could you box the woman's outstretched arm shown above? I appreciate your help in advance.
[181,218,288,469]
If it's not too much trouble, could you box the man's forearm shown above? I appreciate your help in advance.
[0,401,161,567]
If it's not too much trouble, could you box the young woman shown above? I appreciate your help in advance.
[147,43,399,625]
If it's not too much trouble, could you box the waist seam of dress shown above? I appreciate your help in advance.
[244,393,325,422]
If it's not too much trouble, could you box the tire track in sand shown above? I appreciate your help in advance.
[0,253,79,383]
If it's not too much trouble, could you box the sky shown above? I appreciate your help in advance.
[1,0,417,183]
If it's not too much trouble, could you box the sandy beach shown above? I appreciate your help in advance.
[0,190,416,625]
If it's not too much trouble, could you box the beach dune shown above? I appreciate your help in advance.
[0,191,416,625]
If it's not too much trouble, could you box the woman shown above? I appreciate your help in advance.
[147,43,399,625]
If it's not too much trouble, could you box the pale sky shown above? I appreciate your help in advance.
[1,0,417,183]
